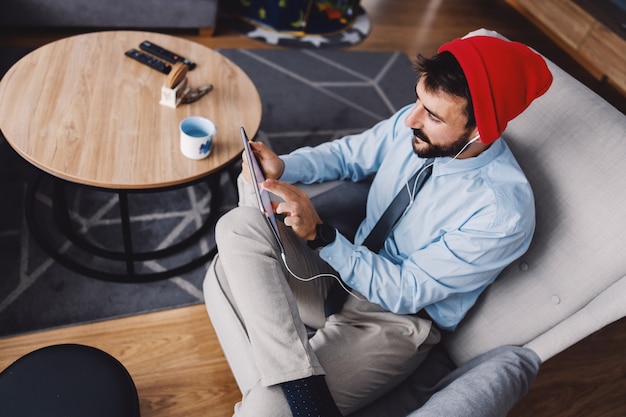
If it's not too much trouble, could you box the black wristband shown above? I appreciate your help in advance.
[307,223,336,250]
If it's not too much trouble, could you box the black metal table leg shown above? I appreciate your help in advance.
[23,167,236,283]
[117,191,136,276]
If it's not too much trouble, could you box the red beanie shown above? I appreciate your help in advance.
[438,36,552,145]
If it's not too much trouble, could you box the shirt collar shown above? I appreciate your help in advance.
[433,137,505,176]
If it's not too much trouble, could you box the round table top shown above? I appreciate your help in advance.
[0,31,262,189]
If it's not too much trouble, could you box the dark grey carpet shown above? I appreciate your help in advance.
[0,47,416,337]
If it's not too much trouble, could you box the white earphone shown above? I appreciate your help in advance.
[467,134,481,145]
[447,133,481,161]
[406,133,481,212]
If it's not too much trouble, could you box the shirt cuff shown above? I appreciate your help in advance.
[278,155,303,184]
[319,233,354,281]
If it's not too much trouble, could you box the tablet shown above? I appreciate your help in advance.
[240,127,285,255]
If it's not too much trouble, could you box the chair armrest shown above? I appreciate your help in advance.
[408,346,540,417]
[348,345,539,417]
[524,275,626,362]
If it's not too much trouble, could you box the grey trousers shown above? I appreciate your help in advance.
[203,179,440,416]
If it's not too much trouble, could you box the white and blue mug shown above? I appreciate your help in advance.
[179,116,216,160]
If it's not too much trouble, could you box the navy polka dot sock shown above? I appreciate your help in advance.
[280,375,343,417]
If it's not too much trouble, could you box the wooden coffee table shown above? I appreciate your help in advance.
[0,31,262,281]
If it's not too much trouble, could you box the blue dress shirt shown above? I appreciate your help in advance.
[280,105,535,331]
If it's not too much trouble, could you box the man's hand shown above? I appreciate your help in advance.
[262,179,322,241]
[242,141,285,183]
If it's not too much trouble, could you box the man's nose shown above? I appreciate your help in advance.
[405,104,424,128]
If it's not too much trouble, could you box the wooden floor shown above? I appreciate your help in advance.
[1,1,625,416]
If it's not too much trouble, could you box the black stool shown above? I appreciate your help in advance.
[0,344,140,417]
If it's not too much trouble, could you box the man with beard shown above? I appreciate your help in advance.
[204,34,553,417]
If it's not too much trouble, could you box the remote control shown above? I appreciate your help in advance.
[125,49,172,74]
[139,41,197,70]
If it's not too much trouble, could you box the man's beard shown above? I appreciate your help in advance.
[411,128,473,159]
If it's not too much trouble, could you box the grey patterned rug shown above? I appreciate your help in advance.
[0,47,416,337]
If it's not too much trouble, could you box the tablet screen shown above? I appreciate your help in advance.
[240,127,280,234]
